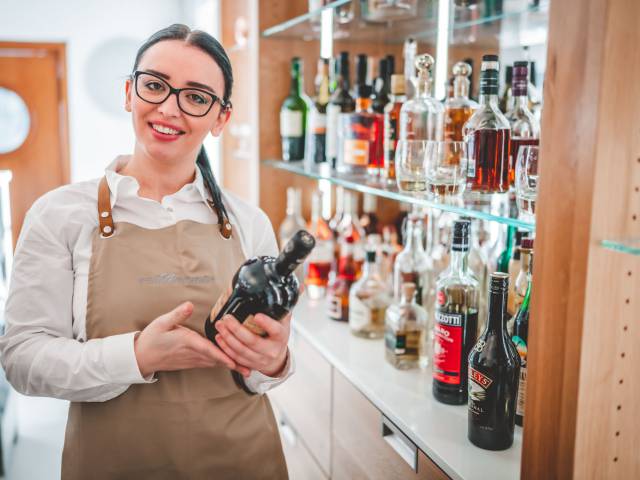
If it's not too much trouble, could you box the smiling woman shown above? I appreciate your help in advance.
[0,24,291,480]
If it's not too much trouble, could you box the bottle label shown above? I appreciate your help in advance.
[433,310,477,385]
[384,116,398,156]
[349,293,370,330]
[385,328,420,359]
[310,109,327,134]
[326,103,341,159]
[467,133,476,178]
[327,293,344,321]
[343,139,369,166]
[512,334,528,417]
[280,110,303,137]
[468,366,493,420]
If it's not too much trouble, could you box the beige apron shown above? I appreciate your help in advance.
[61,177,288,480]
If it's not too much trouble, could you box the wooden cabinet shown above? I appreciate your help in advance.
[268,333,332,476]
[332,370,449,480]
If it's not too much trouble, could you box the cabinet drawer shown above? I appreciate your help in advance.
[268,332,332,476]
[332,370,450,480]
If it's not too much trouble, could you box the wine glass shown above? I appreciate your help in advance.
[424,140,468,198]
[395,140,429,193]
[515,145,539,220]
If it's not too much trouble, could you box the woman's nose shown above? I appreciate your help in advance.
[157,91,182,117]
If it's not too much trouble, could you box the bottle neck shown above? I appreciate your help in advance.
[289,69,301,96]
[317,73,330,105]
[521,250,532,276]
[416,73,431,97]
[287,195,301,217]
[479,92,500,107]
[450,248,469,275]
[404,222,426,254]
[519,281,532,312]
[362,258,380,278]
[486,287,509,334]
[453,76,470,99]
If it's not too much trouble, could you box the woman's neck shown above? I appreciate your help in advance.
[119,146,197,202]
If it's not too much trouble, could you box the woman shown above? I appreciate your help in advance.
[0,24,291,479]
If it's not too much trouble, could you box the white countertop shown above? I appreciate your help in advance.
[291,295,522,480]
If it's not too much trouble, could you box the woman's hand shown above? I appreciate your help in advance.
[214,313,291,378]
[134,301,251,378]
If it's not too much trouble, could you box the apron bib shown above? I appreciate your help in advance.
[61,177,288,480]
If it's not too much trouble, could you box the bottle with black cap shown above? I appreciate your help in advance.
[326,52,356,168]
[433,219,479,405]
[468,272,520,450]
[463,54,511,194]
[337,81,384,176]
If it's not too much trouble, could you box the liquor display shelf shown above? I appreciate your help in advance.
[264,159,535,231]
[291,295,522,480]
[261,0,548,47]
[601,238,640,256]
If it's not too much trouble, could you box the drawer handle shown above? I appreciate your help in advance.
[381,415,418,472]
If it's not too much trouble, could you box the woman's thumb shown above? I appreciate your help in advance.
[157,301,194,328]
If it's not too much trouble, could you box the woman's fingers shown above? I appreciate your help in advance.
[215,327,262,365]
[220,315,272,349]
[215,335,252,376]
[252,313,288,339]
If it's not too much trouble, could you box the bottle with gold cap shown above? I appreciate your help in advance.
[399,53,444,141]
[444,61,478,142]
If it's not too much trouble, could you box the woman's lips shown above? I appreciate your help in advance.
[148,122,185,142]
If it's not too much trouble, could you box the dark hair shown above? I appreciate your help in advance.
[132,24,233,236]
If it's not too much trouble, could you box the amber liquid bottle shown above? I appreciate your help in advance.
[464,55,511,194]
[444,61,478,143]
[305,191,334,300]
[383,74,406,183]
[327,238,358,322]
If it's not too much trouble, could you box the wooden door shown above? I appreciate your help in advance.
[0,42,70,246]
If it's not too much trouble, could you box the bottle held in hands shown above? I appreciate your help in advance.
[204,230,316,344]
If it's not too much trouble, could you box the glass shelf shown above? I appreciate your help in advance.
[262,0,548,46]
[263,159,535,231]
[601,239,640,256]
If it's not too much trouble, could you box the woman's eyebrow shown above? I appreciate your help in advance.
[145,68,217,95]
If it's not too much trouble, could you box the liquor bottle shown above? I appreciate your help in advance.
[372,57,391,114]
[399,54,444,141]
[336,191,365,275]
[444,62,478,142]
[468,272,520,450]
[513,238,533,313]
[279,187,306,248]
[464,54,511,194]
[499,65,513,114]
[403,37,417,99]
[329,186,345,239]
[512,259,531,427]
[393,214,431,307]
[506,61,540,186]
[349,249,391,339]
[326,52,356,168]
[360,193,380,235]
[380,225,402,289]
[507,230,526,317]
[433,220,479,405]
[337,84,384,176]
[355,53,368,90]
[280,57,307,162]
[385,282,428,370]
[327,236,358,322]
[205,230,315,342]
[496,225,515,274]
[383,74,406,184]
[310,58,331,164]
[305,191,334,300]
[467,220,489,336]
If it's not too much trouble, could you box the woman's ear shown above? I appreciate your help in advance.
[125,78,132,112]
[210,106,232,137]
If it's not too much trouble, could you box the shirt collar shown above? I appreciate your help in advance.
[104,155,213,209]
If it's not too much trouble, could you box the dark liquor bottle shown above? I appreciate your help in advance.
[383,74,405,184]
[464,54,511,194]
[372,57,391,114]
[511,255,531,427]
[506,61,540,186]
[280,57,307,162]
[327,237,359,322]
[326,52,356,168]
[433,220,479,405]
[205,230,315,342]
[310,58,331,164]
[468,272,520,450]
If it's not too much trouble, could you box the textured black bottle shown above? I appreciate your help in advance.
[468,272,520,450]
[204,230,315,343]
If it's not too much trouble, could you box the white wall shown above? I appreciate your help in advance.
[1,0,221,182]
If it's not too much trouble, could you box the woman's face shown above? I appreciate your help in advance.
[125,40,230,164]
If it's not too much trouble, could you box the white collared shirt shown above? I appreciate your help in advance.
[0,155,293,401]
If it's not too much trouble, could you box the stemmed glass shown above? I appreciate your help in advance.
[515,145,539,221]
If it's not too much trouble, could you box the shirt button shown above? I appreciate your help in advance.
[166,206,174,212]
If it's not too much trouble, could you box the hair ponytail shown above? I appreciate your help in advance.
[196,147,231,237]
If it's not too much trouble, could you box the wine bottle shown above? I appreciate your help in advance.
[468,272,520,450]
[204,230,316,343]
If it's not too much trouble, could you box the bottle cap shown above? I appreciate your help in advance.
[451,220,471,252]
[521,238,534,250]
[365,249,376,263]
[390,74,405,94]
[489,272,509,293]
[452,61,472,78]
[505,65,513,84]
[512,61,529,96]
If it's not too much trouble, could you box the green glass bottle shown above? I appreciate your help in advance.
[511,251,532,427]
[497,225,515,273]
[280,57,307,161]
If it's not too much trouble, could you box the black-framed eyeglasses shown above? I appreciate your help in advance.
[132,70,230,117]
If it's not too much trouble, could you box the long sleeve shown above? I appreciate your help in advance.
[242,208,296,395]
[0,203,152,402]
